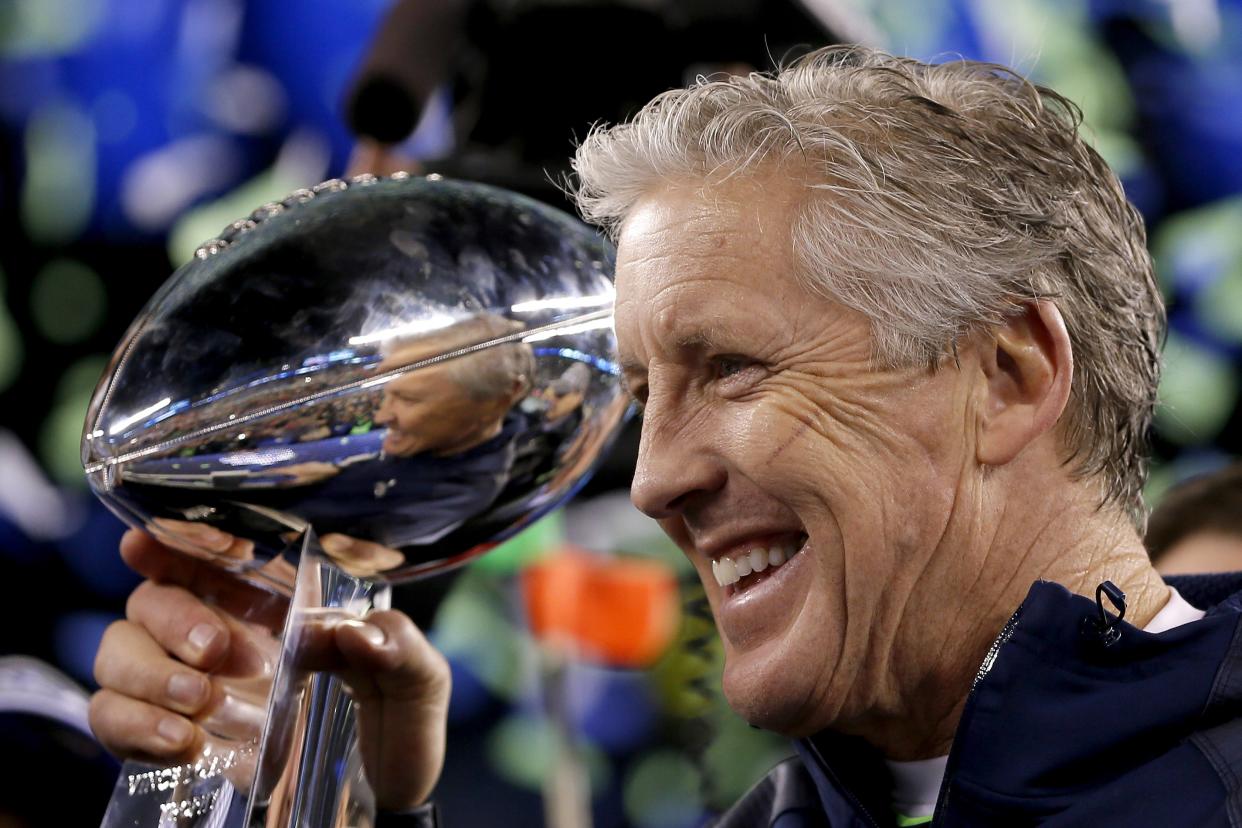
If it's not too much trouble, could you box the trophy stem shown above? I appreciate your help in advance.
[246,530,390,828]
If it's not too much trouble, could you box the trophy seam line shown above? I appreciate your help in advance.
[82,307,612,472]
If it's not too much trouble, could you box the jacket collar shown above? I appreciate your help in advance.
[794,574,1242,827]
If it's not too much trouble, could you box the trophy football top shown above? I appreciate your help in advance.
[82,174,629,588]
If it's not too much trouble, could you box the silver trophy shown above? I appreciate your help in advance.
[81,174,630,827]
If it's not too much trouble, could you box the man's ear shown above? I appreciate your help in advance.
[975,300,1073,467]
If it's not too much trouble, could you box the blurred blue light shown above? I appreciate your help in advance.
[566,664,658,755]
[57,500,139,599]
[445,653,496,725]
[53,610,119,687]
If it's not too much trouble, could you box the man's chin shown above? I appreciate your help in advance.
[720,647,827,737]
[381,433,411,456]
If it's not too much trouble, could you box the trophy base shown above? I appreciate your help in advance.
[102,758,247,827]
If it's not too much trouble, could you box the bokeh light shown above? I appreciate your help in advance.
[21,101,97,244]
[39,355,108,486]
[52,610,116,686]
[623,751,704,828]
[0,0,106,58]
[0,269,22,394]
[486,711,611,793]
[1155,331,1239,445]
[29,259,107,345]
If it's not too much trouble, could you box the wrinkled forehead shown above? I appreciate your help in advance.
[614,177,807,355]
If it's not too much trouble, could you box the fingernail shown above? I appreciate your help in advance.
[321,535,352,555]
[341,619,386,647]
[187,623,220,654]
[157,716,192,747]
[202,526,230,546]
[167,673,207,706]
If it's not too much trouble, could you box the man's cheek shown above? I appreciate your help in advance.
[733,401,853,496]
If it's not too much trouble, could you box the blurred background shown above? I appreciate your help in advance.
[0,0,1240,825]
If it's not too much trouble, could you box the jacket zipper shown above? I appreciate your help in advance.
[929,603,1025,826]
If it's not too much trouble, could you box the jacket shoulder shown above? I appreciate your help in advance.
[712,757,834,828]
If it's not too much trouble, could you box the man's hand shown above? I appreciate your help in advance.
[272,460,341,485]
[90,529,452,811]
[322,533,406,577]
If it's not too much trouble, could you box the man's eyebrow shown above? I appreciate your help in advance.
[673,330,723,352]
[617,328,727,378]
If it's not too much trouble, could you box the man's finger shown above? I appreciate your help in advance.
[120,527,289,628]
[94,620,214,716]
[89,689,203,762]
[334,610,451,811]
[335,610,451,700]
[126,581,231,672]
[121,527,216,583]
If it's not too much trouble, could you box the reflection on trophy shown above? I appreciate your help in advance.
[81,174,629,827]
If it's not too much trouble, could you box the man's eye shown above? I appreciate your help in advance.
[712,355,753,379]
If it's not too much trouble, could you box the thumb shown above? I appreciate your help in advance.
[335,610,451,810]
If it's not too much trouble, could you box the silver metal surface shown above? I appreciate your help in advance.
[84,175,630,827]
[83,173,629,588]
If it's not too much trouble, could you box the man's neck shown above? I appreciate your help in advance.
[856,476,1168,762]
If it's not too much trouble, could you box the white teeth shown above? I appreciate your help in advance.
[749,549,768,572]
[711,538,802,588]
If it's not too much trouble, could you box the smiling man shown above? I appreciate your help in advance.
[92,47,1242,827]
[567,45,1242,826]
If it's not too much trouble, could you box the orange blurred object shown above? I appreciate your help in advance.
[522,547,680,668]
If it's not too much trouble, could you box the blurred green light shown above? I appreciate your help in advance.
[1195,260,1242,343]
[486,713,610,794]
[22,102,96,244]
[1144,461,1174,514]
[39,355,108,487]
[0,266,20,393]
[0,303,22,394]
[1152,198,1242,300]
[703,712,793,808]
[471,512,562,574]
[623,751,704,828]
[431,569,526,701]
[0,0,105,57]
[1144,454,1234,515]
[1155,332,1239,445]
[487,714,555,791]
[56,354,109,401]
[30,258,107,344]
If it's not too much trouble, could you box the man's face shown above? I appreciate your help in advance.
[614,175,974,737]
[374,355,509,457]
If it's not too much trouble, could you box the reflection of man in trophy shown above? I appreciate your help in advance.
[247,313,536,573]
[373,314,535,459]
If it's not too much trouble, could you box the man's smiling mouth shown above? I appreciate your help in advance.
[712,532,809,593]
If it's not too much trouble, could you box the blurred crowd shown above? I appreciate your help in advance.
[1,0,1242,826]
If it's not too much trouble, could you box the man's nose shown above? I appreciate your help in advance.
[630,410,726,520]
[373,398,393,425]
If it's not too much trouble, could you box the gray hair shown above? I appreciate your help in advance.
[571,45,1164,529]
[383,313,535,402]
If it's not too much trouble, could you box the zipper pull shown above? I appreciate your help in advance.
[1082,580,1127,647]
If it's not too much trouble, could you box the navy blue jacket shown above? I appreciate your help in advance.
[713,573,1242,827]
